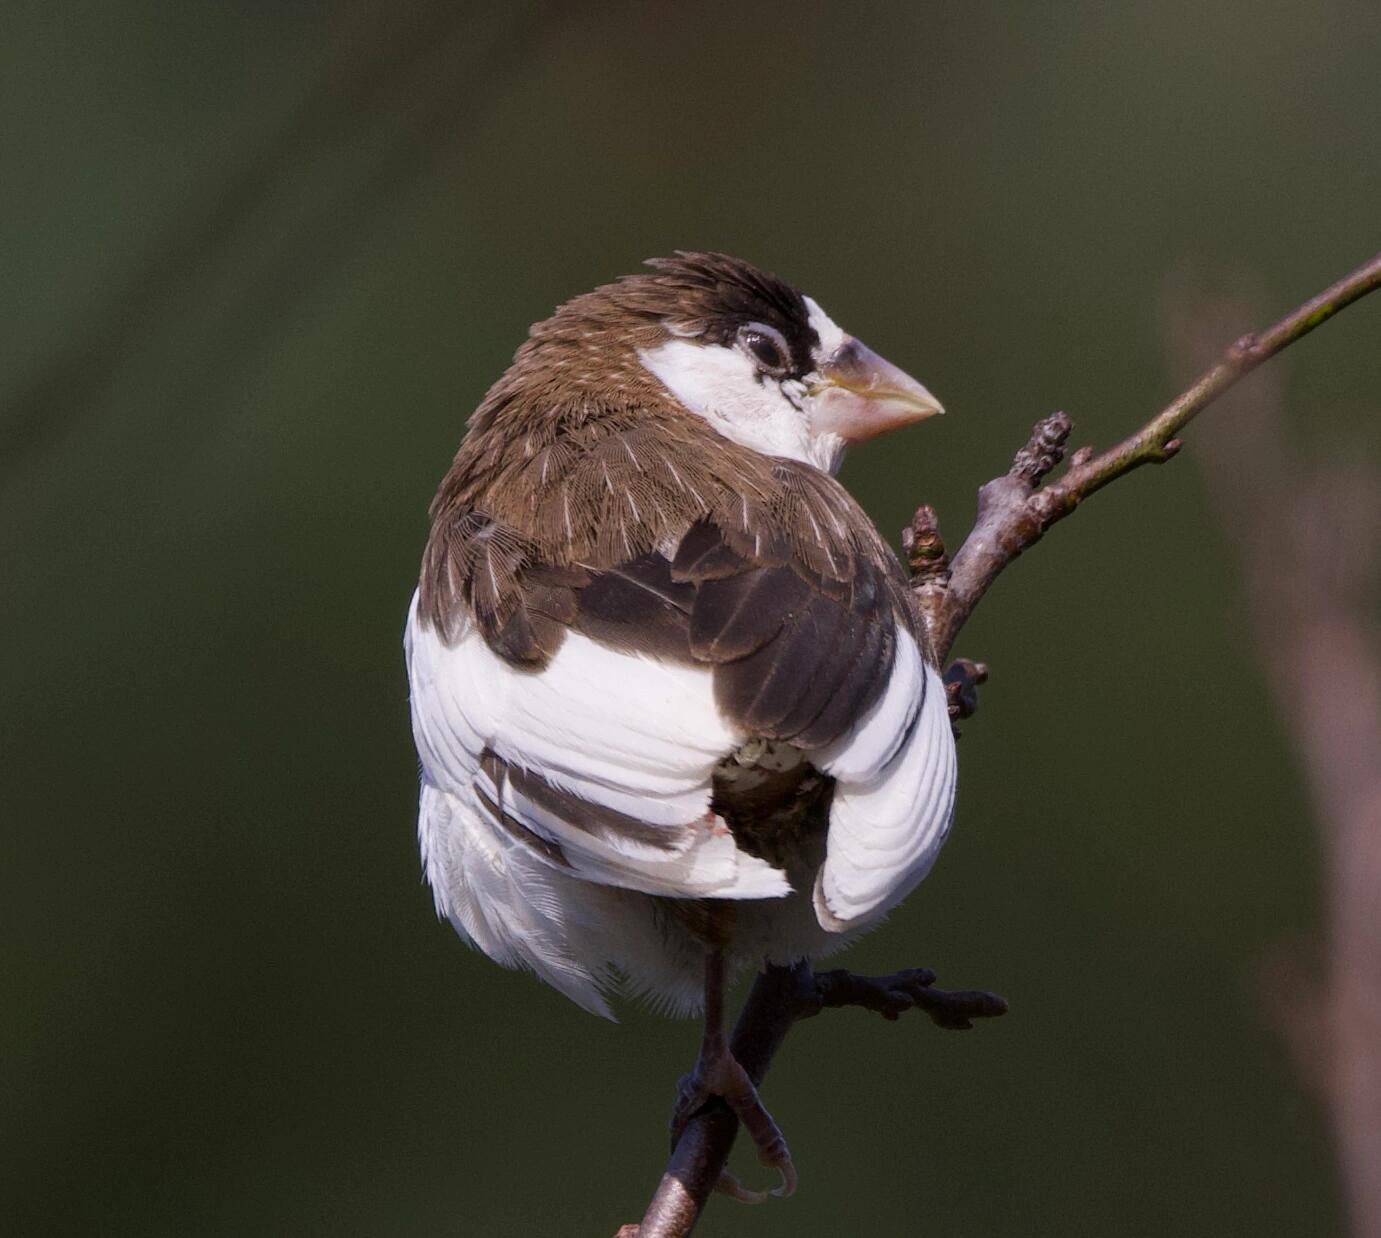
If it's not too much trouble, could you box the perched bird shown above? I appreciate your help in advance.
[405,252,954,1197]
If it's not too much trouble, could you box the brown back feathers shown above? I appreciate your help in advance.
[418,254,928,751]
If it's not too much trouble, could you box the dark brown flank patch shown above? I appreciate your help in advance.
[479,749,682,853]
[475,750,570,867]
[711,742,834,873]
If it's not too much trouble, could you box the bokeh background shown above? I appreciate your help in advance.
[5,3,1380,1235]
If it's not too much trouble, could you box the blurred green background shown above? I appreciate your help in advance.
[4,3,1379,1234]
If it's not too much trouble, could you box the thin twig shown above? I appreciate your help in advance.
[623,246,1381,1237]
[930,248,1381,662]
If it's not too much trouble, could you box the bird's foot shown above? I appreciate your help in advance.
[943,659,989,733]
[809,966,1008,1029]
[670,1035,796,1203]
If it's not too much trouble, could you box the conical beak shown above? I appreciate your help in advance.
[809,337,944,443]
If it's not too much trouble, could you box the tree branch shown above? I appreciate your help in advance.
[929,248,1381,663]
[622,964,1003,1238]
[621,247,1381,1236]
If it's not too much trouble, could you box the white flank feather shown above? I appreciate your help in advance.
[813,627,957,928]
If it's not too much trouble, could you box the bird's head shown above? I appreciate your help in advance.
[517,252,942,474]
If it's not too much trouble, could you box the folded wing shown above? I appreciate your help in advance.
[410,466,957,939]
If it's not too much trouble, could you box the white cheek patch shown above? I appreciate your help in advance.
[639,337,819,466]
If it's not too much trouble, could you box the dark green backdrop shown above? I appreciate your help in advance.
[5,3,1379,1234]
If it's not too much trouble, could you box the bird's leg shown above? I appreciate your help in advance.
[670,946,797,1203]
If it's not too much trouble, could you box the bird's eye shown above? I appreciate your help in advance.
[737,323,790,375]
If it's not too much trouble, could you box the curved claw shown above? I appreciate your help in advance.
[709,1154,795,1203]
[769,1157,798,1199]
[670,1043,798,1203]
[714,1169,768,1205]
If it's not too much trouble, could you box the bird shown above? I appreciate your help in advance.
[405,252,955,1199]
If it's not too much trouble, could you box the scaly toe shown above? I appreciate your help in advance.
[668,1046,798,1202]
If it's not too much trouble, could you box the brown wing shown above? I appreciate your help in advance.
[474,518,906,754]
[675,523,899,749]
[420,404,926,748]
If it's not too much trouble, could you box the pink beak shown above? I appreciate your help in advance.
[809,337,944,443]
